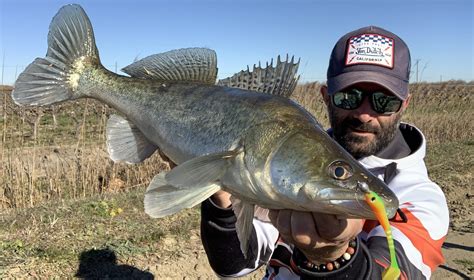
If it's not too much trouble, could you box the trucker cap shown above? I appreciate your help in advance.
[327,26,411,100]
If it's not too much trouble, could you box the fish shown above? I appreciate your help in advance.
[12,4,399,256]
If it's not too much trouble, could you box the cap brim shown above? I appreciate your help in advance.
[327,71,408,100]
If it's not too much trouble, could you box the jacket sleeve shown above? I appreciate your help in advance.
[200,198,279,277]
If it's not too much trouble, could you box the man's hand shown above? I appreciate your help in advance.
[268,210,364,264]
[210,190,232,208]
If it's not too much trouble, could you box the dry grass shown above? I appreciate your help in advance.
[291,81,474,145]
[0,81,473,279]
[0,93,170,209]
[0,81,473,209]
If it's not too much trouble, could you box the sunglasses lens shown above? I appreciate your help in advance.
[371,92,402,114]
[333,89,363,110]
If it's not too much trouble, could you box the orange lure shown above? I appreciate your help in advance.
[365,191,401,280]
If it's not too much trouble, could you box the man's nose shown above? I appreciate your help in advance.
[352,97,377,122]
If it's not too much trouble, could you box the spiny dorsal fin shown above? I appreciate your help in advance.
[121,48,217,85]
[217,54,300,98]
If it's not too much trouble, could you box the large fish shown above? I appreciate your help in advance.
[12,4,399,255]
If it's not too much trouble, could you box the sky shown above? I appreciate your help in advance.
[0,0,472,85]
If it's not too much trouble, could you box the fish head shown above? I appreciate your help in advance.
[303,161,398,219]
[269,128,399,219]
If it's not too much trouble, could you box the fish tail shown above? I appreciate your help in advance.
[12,4,100,106]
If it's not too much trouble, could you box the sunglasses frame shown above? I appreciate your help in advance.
[331,88,403,115]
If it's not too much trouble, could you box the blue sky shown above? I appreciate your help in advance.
[1,0,472,85]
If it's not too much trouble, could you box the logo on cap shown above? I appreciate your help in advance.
[345,33,394,68]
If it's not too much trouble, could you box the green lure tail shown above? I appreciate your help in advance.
[365,191,401,280]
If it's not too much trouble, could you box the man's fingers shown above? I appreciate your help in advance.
[311,213,346,241]
[290,211,322,248]
[312,213,362,242]
[268,209,278,225]
[270,209,293,239]
[269,210,364,264]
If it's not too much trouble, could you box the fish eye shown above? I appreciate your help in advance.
[334,167,345,177]
[328,161,353,180]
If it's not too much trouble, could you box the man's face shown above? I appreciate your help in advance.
[322,82,410,159]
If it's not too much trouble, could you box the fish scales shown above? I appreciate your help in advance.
[79,64,317,164]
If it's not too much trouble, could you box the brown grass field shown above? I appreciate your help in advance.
[0,81,473,279]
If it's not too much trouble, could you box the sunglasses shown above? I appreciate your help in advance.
[332,88,403,115]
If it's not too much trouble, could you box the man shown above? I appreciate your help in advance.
[200,26,449,279]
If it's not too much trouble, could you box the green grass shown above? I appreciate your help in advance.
[424,140,473,232]
[0,187,201,276]
[453,259,474,272]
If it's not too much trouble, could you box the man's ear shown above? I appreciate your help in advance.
[401,94,412,112]
[321,85,330,106]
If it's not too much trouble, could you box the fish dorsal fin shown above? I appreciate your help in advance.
[122,48,217,85]
[106,114,158,164]
[217,54,300,98]
[231,196,255,258]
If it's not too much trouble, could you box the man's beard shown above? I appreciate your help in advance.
[327,105,402,159]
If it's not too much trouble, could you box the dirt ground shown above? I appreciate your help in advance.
[145,230,473,280]
[2,200,471,280]
[68,228,471,279]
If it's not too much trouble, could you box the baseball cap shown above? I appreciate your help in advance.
[327,26,411,100]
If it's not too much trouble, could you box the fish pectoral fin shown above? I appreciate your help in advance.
[144,172,221,218]
[165,149,241,188]
[217,55,300,98]
[231,197,255,259]
[106,114,158,164]
[122,48,217,85]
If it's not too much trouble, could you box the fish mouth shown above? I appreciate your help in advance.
[311,187,376,219]
[303,182,394,219]
[326,195,376,219]
[326,182,377,219]
[355,195,377,218]
[356,180,399,219]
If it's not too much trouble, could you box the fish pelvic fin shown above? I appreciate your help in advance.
[144,172,221,218]
[231,197,255,259]
[106,114,158,164]
[254,206,271,223]
[12,4,100,106]
[122,48,217,85]
[217,54,300,98]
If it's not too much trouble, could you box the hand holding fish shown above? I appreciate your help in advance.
[268,210,363,264]
[210,190,232,209]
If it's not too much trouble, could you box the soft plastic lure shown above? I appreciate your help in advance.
[365,191,401,280]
